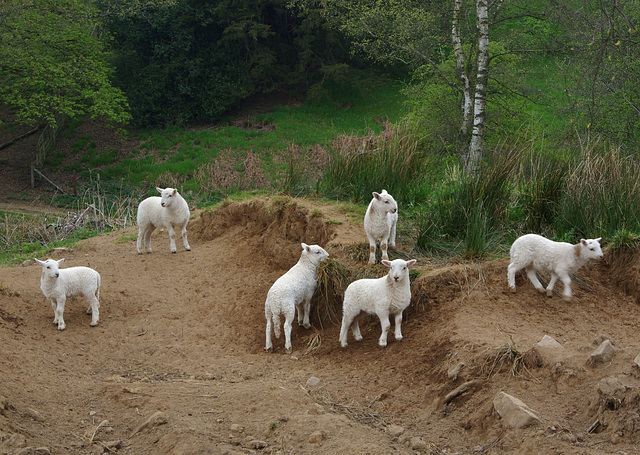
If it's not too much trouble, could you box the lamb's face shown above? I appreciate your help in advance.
[382,259,417,282]
[373,190,398,214]
[158,187,178,208]
[580,238,604,260]
[302,243,330,265]
[35,258,64,279]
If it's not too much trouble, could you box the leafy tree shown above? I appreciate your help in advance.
[0,0,132,127]
[301,0,554,175]
[108,0,354,127]
[553,1,640,147]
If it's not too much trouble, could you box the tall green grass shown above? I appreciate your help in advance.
[321,121,432,205]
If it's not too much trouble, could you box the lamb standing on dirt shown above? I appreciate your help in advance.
[339,258,417,348]
[364,190,398,264]
[507,234,604,302]
[137,187,191,254]
[264,243,330,354]
[34,258,101,331]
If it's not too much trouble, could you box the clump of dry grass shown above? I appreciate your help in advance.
[193,150,269,195]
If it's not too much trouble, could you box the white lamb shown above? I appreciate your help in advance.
[364,189,398,264]
[264,243,330,354]
[507,234,603,302]
[339,258,417,348]
[34,258,101,331]
[137,187,191,254]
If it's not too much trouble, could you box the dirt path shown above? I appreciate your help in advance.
[1,196,639,454]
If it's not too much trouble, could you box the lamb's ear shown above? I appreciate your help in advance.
[301,242,309,251]
[381,260,392,267]
[34,258,45,266]
[373,192,380,200]
[596,237,602,243]
[172,188,177,196]
[407,259,417,267]
[581,239,587,245]
[57,258,65,264]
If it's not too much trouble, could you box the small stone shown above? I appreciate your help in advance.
[409,436,428,451]
[230,424,244,433]
[493,392,540,429]
[597,377,625,397]
[447,362,465,381]
[386,424,405,439]
[22,260,32,267]
[249,439,268,449]
[587,340,617,367]
[308,430,325,443]
[26,408,45,422]
[306,377,321,388]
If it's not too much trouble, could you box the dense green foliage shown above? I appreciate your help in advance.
[0,0,131,126]
[107,0,360,127]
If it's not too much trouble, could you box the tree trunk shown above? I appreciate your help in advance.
[452,0,474,165]
[465,0,490,177]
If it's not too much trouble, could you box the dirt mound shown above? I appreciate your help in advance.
[1,196,640,454]
[190,197,336,268]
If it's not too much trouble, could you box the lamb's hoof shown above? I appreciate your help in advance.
[340,343,348,348]
[537,288,546,295]
[509,287,516,294]
[186,248,191,252]
[285,348,292,355]
[396,337,403,343]
[57,325,66,331]
[264,347,273,353]
[171,251,177,254]
[90,322,98,327]
[562,296,572,303]
[379,344,387,349]
[302,323,311,329]
[355,336,363,342]
[546,290,553,298]
[137,252,143,255]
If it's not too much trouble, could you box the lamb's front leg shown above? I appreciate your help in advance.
[50,299,59,326]
[167,226,178,253]
[55,296,67,331]
[394,312,403,342]
[377,311,391,348]
[367,234,377,264]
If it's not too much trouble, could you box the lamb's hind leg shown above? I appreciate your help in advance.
[86,292,100,326]
[296,298,311,329]
[525,265,545,294]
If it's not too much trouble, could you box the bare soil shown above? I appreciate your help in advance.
[1,196,640,455]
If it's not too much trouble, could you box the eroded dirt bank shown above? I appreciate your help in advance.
[1,197,640,454]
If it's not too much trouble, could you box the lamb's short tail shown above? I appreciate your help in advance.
[96,274,101,301]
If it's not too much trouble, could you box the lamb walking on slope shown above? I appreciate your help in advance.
[507,234,603,302]
[137,187,191,254]
[340,258,417,348]
[35,258,101,331]
[364,190,398,264]
[264,243,329,354]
